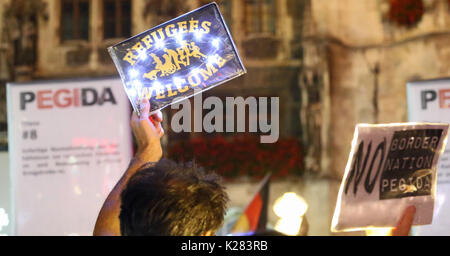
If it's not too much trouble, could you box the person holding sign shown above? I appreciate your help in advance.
[331,123,449,236]
[108,3,246,114]
[93,98,228,236]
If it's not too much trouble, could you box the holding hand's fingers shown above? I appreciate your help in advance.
[151,110,163,123]
[150,110,164,138]
[131,111,139,125]
[156,126,164,138]
[139,98,150,120]
[130,98,164,162]
[140,98,163,138]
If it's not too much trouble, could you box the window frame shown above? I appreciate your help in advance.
[60,0,91,42]
[243,0,276,36]
[102,0,132,40]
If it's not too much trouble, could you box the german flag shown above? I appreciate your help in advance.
[230,173,271,234]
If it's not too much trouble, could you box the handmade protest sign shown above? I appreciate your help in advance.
[108,2,246,114]
[332,123,449,232]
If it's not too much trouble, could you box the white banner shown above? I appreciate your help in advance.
[407,78,450,235]
[7,77,133,235]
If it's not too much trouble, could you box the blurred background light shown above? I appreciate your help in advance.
[274,217,303,236]
[273,192,308,219]
[365,228,392,236]
[273,192,308,236]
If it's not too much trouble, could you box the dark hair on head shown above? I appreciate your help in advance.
[119,158,229,236]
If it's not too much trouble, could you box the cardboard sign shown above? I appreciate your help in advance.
[7,77,133,235]
[407,78,450,235]
[332,123,449,232]
[108,2,246,114]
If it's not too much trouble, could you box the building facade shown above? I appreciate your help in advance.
[300,0,450,180]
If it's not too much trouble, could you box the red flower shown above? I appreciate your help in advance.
[167,135,304,180]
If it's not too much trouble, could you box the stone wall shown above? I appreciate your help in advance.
[303,0,450,178]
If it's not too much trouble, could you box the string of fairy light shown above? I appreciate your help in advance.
[125,28,223,101]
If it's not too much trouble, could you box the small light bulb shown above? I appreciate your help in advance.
[138,51,147,60]
[175,32,184,45]
[155,39,165,49]
[132,80,143,89]
[194,30,203,40]
[129,69,139,78]
[192,68,200,75]
[207,55,217,65]
[212,38,220,48]
[153,81,162,89]
[173,77,184,86]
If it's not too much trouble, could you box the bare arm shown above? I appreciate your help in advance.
[93,98,164,236]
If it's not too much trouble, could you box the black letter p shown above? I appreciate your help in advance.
[421,90,437,110]
[20,92,35,110]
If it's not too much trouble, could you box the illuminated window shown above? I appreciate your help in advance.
[244,0,275,35]
[61,0,90,41]
[103,0,132,39]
